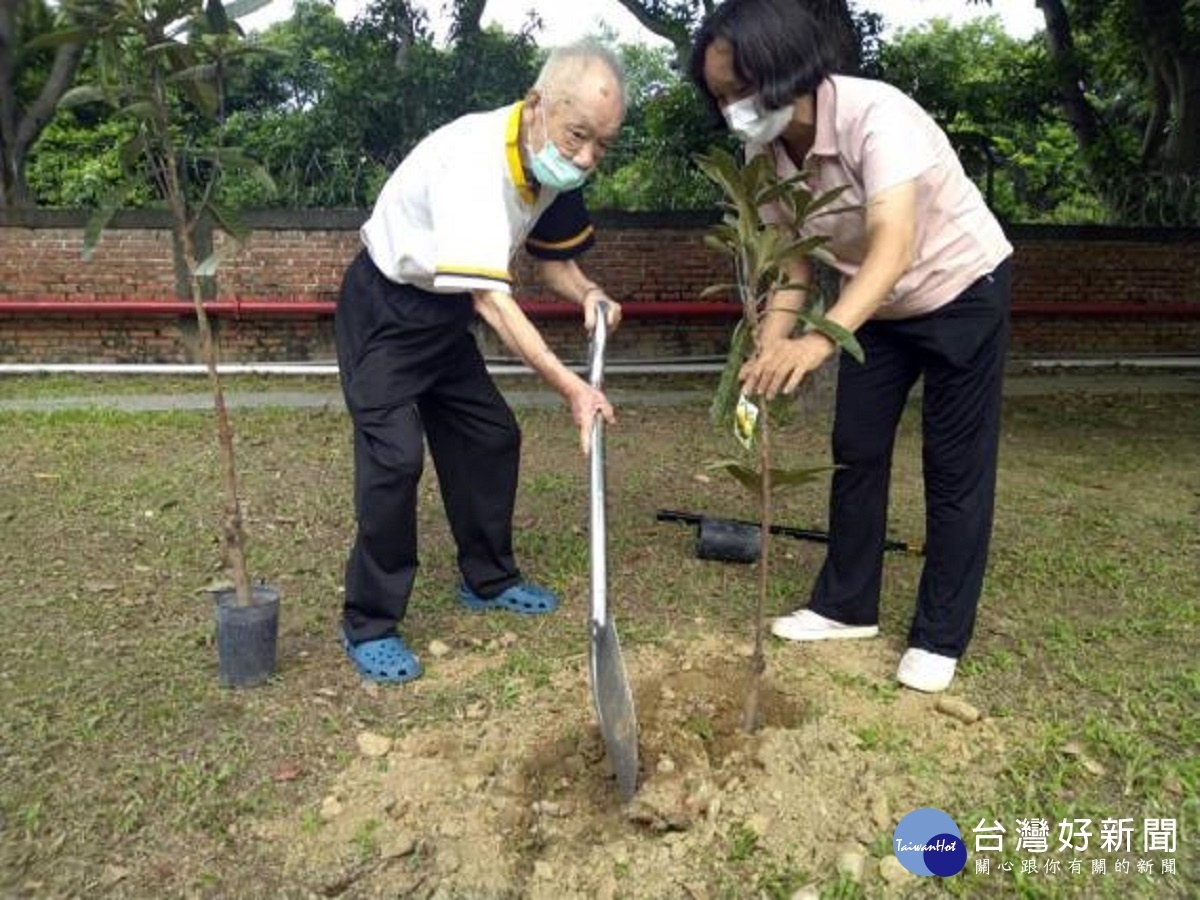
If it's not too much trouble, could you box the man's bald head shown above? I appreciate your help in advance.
[532,39,628,119]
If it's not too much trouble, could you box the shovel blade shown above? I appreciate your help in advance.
[589,619,639,801]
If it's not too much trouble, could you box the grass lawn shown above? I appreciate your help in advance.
[0,376,1196,898]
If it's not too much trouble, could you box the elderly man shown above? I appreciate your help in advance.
[335,40,626,684]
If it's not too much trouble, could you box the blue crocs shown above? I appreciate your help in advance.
[458,581,560,615]
[340,629,423,684]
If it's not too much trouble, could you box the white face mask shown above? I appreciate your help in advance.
[721,94,793,145]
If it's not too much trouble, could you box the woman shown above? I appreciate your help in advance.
[690,0,1013,693]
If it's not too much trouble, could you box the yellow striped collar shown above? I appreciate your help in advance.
[506,101,537,205]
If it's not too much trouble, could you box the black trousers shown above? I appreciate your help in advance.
[809,259,1012,657]
[335,250,522,642]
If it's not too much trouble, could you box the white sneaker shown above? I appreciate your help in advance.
[770,609,880,642]
[896,648,958,693]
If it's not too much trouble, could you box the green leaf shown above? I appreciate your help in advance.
[704,234,736,257]
[81,184,135,261]
[118,101,160,123]
[706,460,839,495]
[226,0,274,19]
[58,86,107,109]
[167,64,219,85]
[205,0,231,34]
[709,319,752,430]
[769,464,840,487]
[799,312,865,363]
[117,132,150,170]
[800,184,853,219]
[706,460,763,495]
[23,29,94,52]
[204,203,251,242]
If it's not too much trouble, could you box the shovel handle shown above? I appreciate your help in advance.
[588,302,610,625]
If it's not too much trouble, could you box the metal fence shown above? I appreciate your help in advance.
[236,145,1199,227]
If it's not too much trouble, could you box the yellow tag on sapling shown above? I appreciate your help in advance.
[734,393,759,450]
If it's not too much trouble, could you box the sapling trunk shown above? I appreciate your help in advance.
[741,405,771,733]
[191,282,253,608]
[162,141,253,608]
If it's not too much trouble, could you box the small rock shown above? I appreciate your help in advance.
[789,888,820,900]
[835,849,868,884]
[499,632,519,648]
[1062,740,1085,756]
[428,639,452,658]
[101,865,130,886]
[319,796,343,821]
[595,873,619,900]
[935,697,981,724]
[878,855,914,887]
[661,686,676,701]
[532,800,569,818]
[871,795,891,830]
[657,756,677,775]
[464,701,488,720]
[746,813,771,838]
[381,831,418,859]
[356,731,393,758]
[361,682,380,698]
[533,861,555,880]
[1081,756,1107,776]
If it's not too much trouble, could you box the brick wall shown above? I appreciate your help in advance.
[1,210,1197,363]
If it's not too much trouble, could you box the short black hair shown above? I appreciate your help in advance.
[688,0,848,118]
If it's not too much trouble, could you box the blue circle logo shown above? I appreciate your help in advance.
[893,808,966,877]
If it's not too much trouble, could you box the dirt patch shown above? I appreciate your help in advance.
[261,634,1010,898]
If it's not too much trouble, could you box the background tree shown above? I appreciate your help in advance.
[1035,0,1199,178]
[609,0,875,73]
[0,0,87,207]
[877,16,1099,222]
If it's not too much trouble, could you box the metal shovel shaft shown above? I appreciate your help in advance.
[586,302,638,801]
[588,308,609,626]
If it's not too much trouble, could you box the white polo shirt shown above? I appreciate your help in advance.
[756,76,1013,319]
[361,101,596,295]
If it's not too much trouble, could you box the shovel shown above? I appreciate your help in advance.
[587,301,639,802]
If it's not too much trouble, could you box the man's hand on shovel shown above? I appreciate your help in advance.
[570,383,614,455]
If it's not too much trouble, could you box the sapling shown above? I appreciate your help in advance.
[694,147,863,731]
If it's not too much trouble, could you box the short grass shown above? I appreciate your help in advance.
[0,380,1196,898]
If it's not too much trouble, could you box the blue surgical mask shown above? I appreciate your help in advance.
[527,105,590,192]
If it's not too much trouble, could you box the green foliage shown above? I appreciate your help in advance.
[25,114,155,208]
[694,146,862,441]
[880,11,1200,224]
[57,0,277,254]
[878,15,1084,223]
[215,1,541,207]
[590,46,726,210]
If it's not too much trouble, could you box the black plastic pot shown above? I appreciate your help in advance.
[213,582,280,688]
[696,516,761,564]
